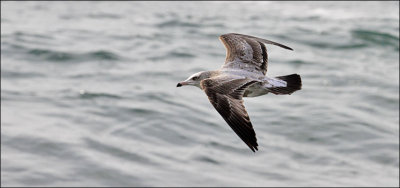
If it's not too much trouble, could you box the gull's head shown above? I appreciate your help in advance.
[177,71,208,88]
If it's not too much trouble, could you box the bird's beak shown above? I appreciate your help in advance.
[176,82,188,87]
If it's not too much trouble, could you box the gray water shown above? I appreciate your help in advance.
[1,1,399,187]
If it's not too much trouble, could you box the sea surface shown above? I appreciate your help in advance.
[1,1,399,187]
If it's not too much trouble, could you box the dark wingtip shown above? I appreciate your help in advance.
[250,146,258,153]
[232,33,294,51]
[247,143,258,152]
[275,43,294,51]
[177,83,182,87]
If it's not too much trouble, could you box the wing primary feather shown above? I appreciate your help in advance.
[201,78,259,152]
[230,33,293,51]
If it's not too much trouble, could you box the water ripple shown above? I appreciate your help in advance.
[4,43,123,62]
[352,29,399,50]
[2,1,399,187]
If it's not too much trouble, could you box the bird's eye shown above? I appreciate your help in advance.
[192,76,199,80]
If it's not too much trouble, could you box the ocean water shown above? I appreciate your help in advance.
[1,1,399,187]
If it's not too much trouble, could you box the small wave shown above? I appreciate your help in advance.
[3,32,122,62]
[59,14,78,20]
[79,91,122,99]
[147,50,195,61]
[194,155,220,165]
[88,50,120,60]
[1,70,45,79]
[135,71,172,78]
[109,33,172,42]
[2,31,55,47]
[87,13,122,19]
[352,29,399,50]
[274,31,384,50]
[302,40,368,50]
[286,60,312,65]
[31,49,121,62]
[84,138,156,165]
[5,42,122,62]
[169,51,196,58]
[28,49,75,61]
[336,43,369,49]
[12,31,54,40]
[60,13,122,20]
[2,135,78,160]
[156,19,201,28]
[127,108,156,115]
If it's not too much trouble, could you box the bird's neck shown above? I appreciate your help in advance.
[204,70,220,79]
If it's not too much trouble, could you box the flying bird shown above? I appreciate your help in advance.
[177,33,302,152]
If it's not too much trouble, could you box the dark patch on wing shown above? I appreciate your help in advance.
[258,41,268,74]
[201,78,259,152]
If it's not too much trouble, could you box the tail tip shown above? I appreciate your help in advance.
[270,74,302,95]
[280,74,302,90]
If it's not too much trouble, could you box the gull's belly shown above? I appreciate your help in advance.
[243,82,269,97]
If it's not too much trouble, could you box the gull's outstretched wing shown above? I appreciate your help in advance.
[219,33,293,75]
[200,76,259,152]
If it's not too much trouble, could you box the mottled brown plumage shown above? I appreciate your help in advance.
[177,33,301,152]
[219,33,292,75]
[201,77,259,152]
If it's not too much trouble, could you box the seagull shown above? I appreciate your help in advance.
[177,33,302,152]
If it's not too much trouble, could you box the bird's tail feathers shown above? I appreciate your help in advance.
[268,74,302,95]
